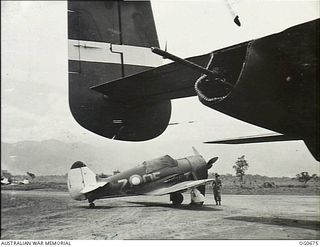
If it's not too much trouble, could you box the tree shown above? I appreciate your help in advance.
[1,170,13,179]
[232,155,249,183]
[296,172,318,184]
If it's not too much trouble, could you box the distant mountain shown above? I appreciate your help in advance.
[1,139,100,175]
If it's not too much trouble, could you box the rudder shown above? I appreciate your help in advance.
[67,161,98,201]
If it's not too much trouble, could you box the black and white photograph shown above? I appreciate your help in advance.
[1,0,319,241]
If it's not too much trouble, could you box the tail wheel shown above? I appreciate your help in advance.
[170,193,184,205]
[89,202,95,209]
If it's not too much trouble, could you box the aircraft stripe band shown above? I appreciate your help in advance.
[68,39,163,67]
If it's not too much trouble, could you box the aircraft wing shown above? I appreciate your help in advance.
[90,52,213,102]
[204,133,300,145]
[91,40,249,102]
[144,179,214,196]
[80,181,108,194]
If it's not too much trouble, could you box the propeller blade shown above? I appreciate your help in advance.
[198,185,206,196]
[192,146,200,156]
[206,157,219,170]
[190,148,218,196]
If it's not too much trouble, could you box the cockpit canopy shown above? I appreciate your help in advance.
[142,155,178,173]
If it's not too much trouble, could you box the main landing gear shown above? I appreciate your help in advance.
[170,188,205,206]
[190,188,205,206]
[88,199,95,209]
[170,193,184,205]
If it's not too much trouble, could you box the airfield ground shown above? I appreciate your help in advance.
[1,189,319,240]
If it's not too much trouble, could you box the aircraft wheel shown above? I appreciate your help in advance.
[170,193,183,205]
[89,202,95,209]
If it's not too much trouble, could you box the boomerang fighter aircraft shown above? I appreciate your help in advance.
[67,148,218,208]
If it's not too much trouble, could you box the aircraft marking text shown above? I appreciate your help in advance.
[117,172,161,189]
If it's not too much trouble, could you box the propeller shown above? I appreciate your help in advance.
[191,147,219,195]
[192,147,218,171]
[192,156,218,180]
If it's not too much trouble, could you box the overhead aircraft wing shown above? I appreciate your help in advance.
[90,52,214,102]
[144,178,214,196]
[80,181,108,194]
[90,40,248,102]
[205,133,301,144]
[91,19,318,160]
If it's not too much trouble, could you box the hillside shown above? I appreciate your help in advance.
[1,140,99,175]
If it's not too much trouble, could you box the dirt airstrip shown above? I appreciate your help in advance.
[1,189,319,240]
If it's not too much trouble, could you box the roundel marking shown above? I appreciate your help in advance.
[129,175,142,186]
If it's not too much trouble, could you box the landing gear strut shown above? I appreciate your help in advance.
[170,193,184,205]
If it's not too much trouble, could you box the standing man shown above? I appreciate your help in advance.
[212,173,222,205]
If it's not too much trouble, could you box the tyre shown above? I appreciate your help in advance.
[170,193,183,205]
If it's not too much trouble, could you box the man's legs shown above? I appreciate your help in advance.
[214,194,218,205]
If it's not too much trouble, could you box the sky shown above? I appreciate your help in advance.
[1,0,320,177]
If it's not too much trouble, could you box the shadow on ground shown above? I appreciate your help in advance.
[75,201,222,211]
[76,205,115,210]
[126,201,223,211]
[225,216,320,230]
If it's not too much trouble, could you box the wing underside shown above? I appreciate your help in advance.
[90,53,211,102]
[144,179,214,196]
[90,39,249,103]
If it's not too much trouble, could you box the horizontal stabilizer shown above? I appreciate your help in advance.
[205,133,300,144]
[145,178,214,196]
[90,53,212,102]
[80,181,108,194]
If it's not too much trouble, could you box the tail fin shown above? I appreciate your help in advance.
[68,1,161,75]
[67,161,107,201]
[68,1,171,142]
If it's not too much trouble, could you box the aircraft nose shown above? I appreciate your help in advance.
[191,156,218,180]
